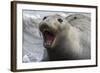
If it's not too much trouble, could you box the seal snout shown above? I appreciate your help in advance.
[39,22,56,48]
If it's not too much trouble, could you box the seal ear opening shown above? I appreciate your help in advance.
[65,13,90,23]
[65,13,91,31]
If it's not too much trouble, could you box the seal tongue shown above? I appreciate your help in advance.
[46,34,54,44]
[44,31,55,46]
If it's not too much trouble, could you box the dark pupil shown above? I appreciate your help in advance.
[43,16,47,20]
[58,18,63,23]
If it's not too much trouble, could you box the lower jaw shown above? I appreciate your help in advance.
[43,37,56,48]
[44,44,50,48]
[43,42,53,48]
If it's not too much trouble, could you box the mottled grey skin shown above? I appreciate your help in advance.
[39,14,91,61]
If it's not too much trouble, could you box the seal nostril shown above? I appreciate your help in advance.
[39,23,49,31]
[42,24,49,28]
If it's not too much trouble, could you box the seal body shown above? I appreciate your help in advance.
[39,14,91,61]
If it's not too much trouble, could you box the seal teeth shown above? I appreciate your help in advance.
[43,29,49,32]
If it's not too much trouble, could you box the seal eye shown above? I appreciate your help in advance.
[74,16,77,19]
[57,18,63,23]
[43,16,47,20]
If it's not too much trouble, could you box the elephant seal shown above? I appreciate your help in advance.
[39,14,91,61]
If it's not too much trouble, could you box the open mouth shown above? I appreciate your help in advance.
[40,28,55,48]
